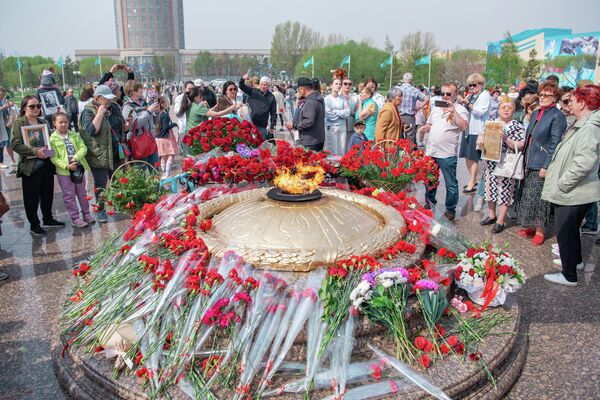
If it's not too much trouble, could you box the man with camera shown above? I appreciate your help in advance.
[99,64,135,104]
[418,82,469,221]
[239,74,277,140]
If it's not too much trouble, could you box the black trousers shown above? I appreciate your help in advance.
[91,167,111,210]
[303,143,324,151]
[21,163,55,229]
[555,202,593,282]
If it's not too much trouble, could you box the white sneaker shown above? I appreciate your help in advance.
[0,163,8,169]
[543,272,577,286]
[473,196,484,212]
[552,247,560,257]
[552,259,585,271]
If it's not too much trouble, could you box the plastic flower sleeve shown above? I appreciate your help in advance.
[262,359,393,396]
[368,343,452,400]
[320,379,410,400]
[330,308,356,398]
[306,300,327,390]
[406,208,471,254]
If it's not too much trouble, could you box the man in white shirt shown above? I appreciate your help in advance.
[419,82,469,221]
[174,80,195,132]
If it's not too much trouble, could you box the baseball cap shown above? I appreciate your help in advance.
[94,84,116,99]
[353,120,366,127]
[297,77,312,87]
[194,78,204,87]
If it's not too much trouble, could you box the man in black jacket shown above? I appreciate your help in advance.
[194,79,217,108]
[239,74,276,139]
[285,77,325,151]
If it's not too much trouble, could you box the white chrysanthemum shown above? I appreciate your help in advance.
[350,280,373,308]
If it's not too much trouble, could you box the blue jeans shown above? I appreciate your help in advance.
[426,156,459,212]
[582,201,598,230]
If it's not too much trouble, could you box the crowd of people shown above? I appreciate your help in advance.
[0,63,599,288]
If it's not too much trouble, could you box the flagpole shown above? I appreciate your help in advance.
[17,58,24,97]
[98,55,103,77]
[61,58,66,90]
[312,56,314,79]
[348,55,351,79]
[389,53,394,90]
[427,54,431,89]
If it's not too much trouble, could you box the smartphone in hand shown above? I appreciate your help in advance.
[434,100,449,108]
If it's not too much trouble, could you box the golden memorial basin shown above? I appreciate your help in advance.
[196,187,406,271]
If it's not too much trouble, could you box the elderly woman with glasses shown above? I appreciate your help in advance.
[479,97,525,234]
[541,85,600,286]
[375,87,403,143]
[517,81,567,246]
[458,73,491,193]
[11,96,65,235]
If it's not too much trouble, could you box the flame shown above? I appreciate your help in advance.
[274,163,325,195]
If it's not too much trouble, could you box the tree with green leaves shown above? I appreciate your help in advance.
[384,35,395,53]
[485,32,523,85]
[294,40,388,84]
[79,56,120,82]
[193,51,215,77]
[522,49,542,81]
[271,21,321,78]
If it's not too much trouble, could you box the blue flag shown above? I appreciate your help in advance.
[379,55,393,69]
[95,55,101,66]
[415,55,431,65]
[340,55,350,67]
[57,56,63,68]
[303,56,314,69]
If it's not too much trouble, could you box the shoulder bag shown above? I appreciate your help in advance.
[128,119,157,160]
[493,147,524,180]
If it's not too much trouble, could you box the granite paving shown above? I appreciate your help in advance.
[0,159,598,400]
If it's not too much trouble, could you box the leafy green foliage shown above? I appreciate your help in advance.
[104,166,167,216]
[484,32,523,85]
[271,21,321,77]
[294,40,388,84]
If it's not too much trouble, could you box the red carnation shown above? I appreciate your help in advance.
[447,335,459,347]
[414,336,427,350]
[419,354,431,368]
[119,177,129,184]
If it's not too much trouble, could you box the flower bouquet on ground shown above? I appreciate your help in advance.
[454,243,526,309]
[183,117,264,155]
[103,165,168,216]
[340,140,439,193]
[351,267,416,363]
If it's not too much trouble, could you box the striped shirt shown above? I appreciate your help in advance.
[397,83,426,115]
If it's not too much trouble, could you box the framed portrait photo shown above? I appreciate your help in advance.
[21,124,52,158]
[481,121,504,162]
[39,91,61,115]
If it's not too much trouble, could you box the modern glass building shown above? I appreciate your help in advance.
[114,0,185,50]
[487,29,600,85]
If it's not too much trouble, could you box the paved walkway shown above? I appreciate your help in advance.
[0,160,598,399]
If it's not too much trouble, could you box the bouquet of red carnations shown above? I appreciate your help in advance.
[340,140,439,193]
[183,117,264,155]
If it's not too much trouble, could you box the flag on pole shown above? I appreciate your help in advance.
[415,55,431,65]
[16,57,22,70]
[379,55,393,69]
[340,55,350,67]
[57,56,64,68]
[303,56,314,69]
[95,55,101,65]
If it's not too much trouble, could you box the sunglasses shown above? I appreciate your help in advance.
[227,87,237,91]
[441,92,453,96]
[468,83,479,88]
[539,93,553,98]
[561,99,570,105]
[27,104,42,109]
[343,82,352,86]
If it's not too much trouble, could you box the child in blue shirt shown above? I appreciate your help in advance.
[348,120,368,150]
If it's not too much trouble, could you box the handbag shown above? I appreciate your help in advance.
[70,162,85,184]
[493,148,524,180]
[0,191,9,218]
[128,120,157,160]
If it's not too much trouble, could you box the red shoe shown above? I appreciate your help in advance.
[531,233,545,246]
[518,228,535,238]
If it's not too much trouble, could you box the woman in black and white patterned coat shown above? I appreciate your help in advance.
[479,97,525,234]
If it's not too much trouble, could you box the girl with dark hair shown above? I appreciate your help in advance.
[155,96,178,179]
[11,96,64,235]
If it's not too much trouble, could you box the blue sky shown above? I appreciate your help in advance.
[0,0,598,59]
